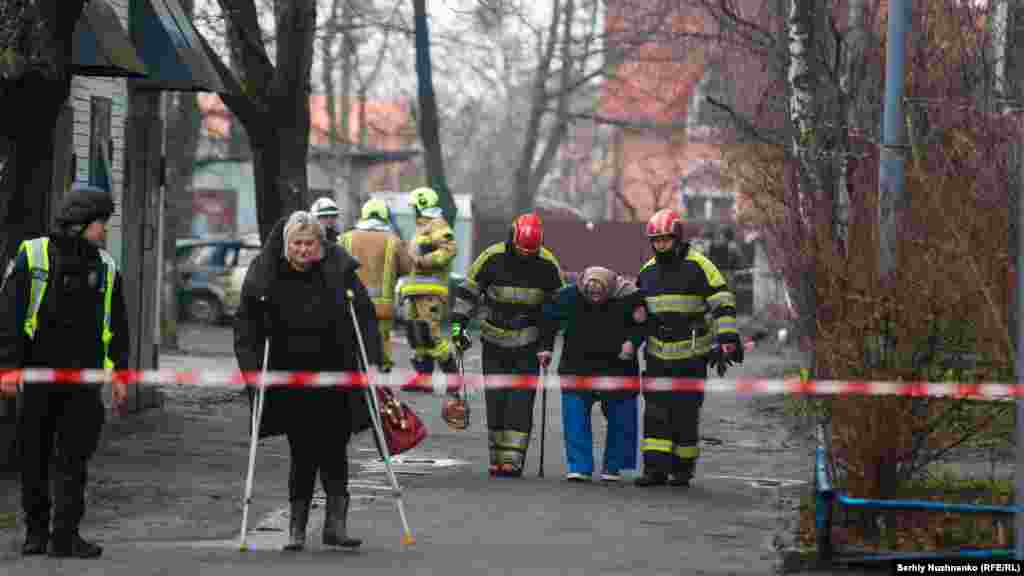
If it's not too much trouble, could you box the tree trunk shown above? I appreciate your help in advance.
[413,0,455,224]
[514,0,561,216]
[786,0,820,366]
[249,121,308,239]
[0,0,86,263]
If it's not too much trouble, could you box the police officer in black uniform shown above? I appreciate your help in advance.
[0,184,130,558]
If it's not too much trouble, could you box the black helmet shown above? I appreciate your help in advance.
[56,184,115,227]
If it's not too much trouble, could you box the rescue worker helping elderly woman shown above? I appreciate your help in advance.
[541,266,643,483]
[451,213,564,478]
[634,208,744,488]
[233,210,383,552]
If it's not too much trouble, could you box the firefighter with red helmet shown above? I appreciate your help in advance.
[451,213,565,477]
[634,208,743,487]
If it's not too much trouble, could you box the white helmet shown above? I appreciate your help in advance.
[310,197,340,218]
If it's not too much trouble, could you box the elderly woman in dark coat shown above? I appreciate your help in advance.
[542,266,644,483]
[233,211,382,552]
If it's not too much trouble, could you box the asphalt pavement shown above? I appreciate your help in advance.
[1,322,825,575]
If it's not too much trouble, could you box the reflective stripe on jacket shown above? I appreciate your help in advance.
[454,242,564,350]
[340,226,412,320]
[637,247,737,362]
[20,237,117,370]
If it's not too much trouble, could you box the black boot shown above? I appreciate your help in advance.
[21,530,49,556]
[322,495,361,548]
[634,472,669,487]
[670,461,695,487]
[439,355,458,374]
[48,533,102,558]
[282,499,311,552]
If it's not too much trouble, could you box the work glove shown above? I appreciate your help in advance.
[0,369,22,398]
[110,372,130,416]
[536,350,553,369]
[451,322,472,352]
[718,333,744,365]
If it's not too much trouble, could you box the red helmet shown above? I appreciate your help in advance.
[646,208,683,240]
[510,213,544,255]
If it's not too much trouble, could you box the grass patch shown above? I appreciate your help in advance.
[795,472,1014,553]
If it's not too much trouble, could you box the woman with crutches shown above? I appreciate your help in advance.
[233,211,383,552]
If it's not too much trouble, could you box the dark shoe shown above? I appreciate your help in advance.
[495,464,522,478]
[323,495,361,548]
[439,355,458,374]
[282,499,311,552]
[21,532,49,556]
[668,475,692,488]
[634,473,669,487]
[48,534,103,558]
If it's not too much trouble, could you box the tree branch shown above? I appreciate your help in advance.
[218,0,275,103]
[706,95,785,146]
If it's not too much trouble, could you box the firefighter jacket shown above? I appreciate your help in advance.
[0,234,130,374]
[398,216,456,299]
[453,242,564,350]
[636,245,738,362]
[340,222,413,321]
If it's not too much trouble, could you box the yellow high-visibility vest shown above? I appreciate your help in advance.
[20,238,116,370]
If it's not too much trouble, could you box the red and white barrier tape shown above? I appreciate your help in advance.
[2,367,1022,400]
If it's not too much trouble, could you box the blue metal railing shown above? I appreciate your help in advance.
[814,425,1018,565]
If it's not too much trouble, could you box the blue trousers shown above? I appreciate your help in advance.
[561,390,638,475]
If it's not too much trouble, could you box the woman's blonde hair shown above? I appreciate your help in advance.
[282,210,325,257]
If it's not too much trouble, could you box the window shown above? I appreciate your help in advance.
[89,97,113,193]
[682,194,734,222]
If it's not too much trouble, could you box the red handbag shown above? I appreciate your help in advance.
[375,388,428,455]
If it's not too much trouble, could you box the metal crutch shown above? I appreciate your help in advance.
[239,338,270,551]
[346,289,416,546]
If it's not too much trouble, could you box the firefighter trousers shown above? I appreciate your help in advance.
[483,342,540,474]
[641,357,707,480]
[19,384,105,539]
[404,294,454,374]
[378,319,394,371]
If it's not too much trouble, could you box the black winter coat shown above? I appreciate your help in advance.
[233,217,383,439]
[542,283,644,399]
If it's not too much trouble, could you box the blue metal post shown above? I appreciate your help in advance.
[878,0,910,279]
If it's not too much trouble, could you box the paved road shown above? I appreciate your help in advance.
[2,322,821,575]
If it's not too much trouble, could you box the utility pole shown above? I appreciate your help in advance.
[878,0,909,280]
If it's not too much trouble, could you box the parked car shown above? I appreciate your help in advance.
[175,235,261,324]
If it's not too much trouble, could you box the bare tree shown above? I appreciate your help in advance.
[196,1,318,242]
[0,0,89,262]
[319,0,400,228]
